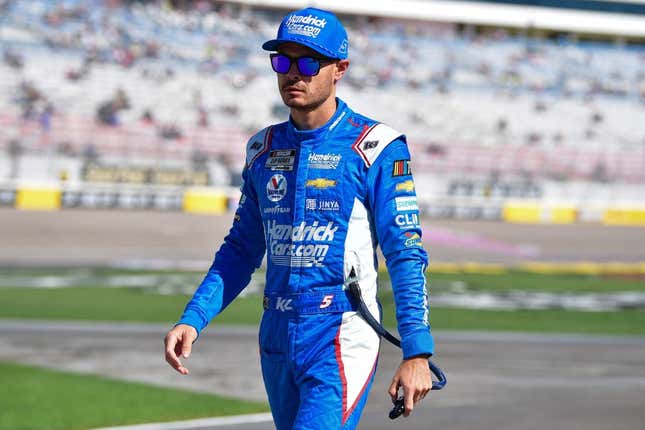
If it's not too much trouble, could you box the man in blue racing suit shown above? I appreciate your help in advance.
[164,7,434,430]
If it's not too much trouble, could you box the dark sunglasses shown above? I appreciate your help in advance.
[270,53,334,77]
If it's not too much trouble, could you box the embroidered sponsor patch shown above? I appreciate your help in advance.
[285,13,327,38]
[404,232,422,247]
[306,178,336,189]
[395,213,419,229]
[275,297,293,312]
[266,149,296,171]
[266,220,338,267]
[392,159,412,177]
[308,153,341,169]
[362,140,378,150]
[266,174,287,202]
[395,180,415,193]
[395,196,418,211]
[264,206,291,214]
[305,198,340,211]
[320,294,334,309]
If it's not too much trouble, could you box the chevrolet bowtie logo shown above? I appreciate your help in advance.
[306,178,337,189]
[395,180,415,192]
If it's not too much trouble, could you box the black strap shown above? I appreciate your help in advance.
[346,267,447,419]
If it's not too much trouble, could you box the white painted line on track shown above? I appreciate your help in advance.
[92,413,273,430]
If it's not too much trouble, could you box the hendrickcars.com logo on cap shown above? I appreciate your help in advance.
[262,7,349,59]
[285,13,327,38]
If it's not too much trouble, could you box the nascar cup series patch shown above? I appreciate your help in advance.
[266,149,296,171]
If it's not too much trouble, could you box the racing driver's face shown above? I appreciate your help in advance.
[273,43,348,112]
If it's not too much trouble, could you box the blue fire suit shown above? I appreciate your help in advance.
[178,98,433,430]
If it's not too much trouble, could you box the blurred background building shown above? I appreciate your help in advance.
[1,0,644,224]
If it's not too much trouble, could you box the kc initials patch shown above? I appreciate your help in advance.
[275,297,293,312]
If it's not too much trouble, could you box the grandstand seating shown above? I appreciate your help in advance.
[1,0,644,185]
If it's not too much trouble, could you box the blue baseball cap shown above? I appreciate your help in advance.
[262,7,348,59]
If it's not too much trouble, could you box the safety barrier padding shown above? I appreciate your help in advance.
[550,205,578,224]
[502,202,541,223]
[15,187,62,211]
[183,189,228,215]
[603,208,645,226]
[503,202,578,224]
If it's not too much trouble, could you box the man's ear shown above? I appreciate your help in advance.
[334,59,350,83]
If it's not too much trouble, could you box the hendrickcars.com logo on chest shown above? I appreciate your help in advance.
[266,220,337,267]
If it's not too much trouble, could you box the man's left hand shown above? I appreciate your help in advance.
[388,356,432,417]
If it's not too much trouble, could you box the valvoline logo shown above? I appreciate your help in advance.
[267,174,287,202]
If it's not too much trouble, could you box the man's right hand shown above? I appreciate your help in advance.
[164,324,198,375]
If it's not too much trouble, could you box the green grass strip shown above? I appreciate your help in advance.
[427,270,645,293]
[0,361,268,430]
[1,287,645,336]
[407,307,645,336]
[0,287,194,323]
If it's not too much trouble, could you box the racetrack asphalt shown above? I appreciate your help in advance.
[2,209,645,267]
[1,320,644,430]
[1,209,644,429]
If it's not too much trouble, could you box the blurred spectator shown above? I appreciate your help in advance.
[3,49,24,69]
[198,107,209,128]
[141,109,155,125]
[496,118,508,134]
[591,161,609,183]
[158,124,183,140]
[15,81,44,120]
[65,61,91,81]
[7,138,22,179]
[82,143,99,164]
[96,88,130,126]
[39,102,54,146]
[191,149,208,170]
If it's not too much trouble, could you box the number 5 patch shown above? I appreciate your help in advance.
[319,294,334,309]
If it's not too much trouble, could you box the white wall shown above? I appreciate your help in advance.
[231,0,645,37]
